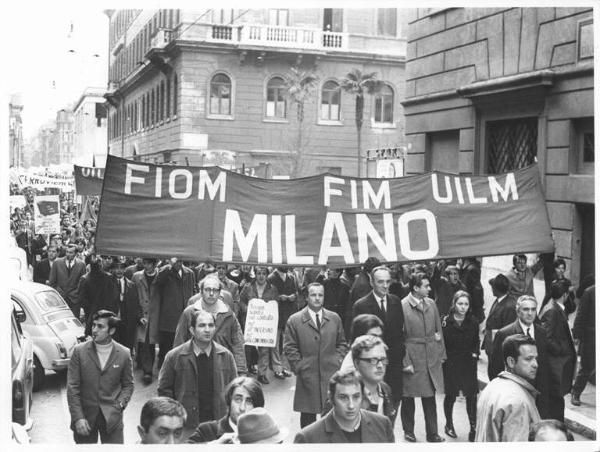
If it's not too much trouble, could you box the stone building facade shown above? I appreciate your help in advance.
[403,7,594,286]
[73,88,108,166]
[104,9,407,177]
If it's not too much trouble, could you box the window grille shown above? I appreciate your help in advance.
[486,118,537,173]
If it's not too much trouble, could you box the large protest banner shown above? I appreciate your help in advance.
[74,165,104,196]
[96,155,554,265]
[19,174,74,192]
[34,195,61,235]
[244,299,279,347]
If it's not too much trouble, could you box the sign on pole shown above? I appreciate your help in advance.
[33,195,61,235]
[244,299,279,347]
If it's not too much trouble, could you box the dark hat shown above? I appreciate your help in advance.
[488,273,509,292]
[110,257,127,269]
[236,408,288,444]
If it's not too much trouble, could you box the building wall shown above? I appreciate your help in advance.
[73,92,108,166]
[403,7,594,286]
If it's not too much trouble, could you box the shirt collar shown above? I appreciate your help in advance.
[192,340,212,357]
[228,418,237,433]
[497,294,507,302]
[308,308,323,323]
[518,320,534,338]
[407,293,422,307]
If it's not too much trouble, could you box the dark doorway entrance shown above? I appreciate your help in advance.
[577,203,595,287]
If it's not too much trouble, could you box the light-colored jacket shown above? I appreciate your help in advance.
[401,293,446,397]
[131,270,161,344]
[284,307,347,414]
[475,371,541,442]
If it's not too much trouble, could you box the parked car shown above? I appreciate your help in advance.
[9,236,32,282]
[11,281,85,390]
[12,307,34,429]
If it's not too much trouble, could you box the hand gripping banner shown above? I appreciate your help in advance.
[95,155,554,265]
[74,165,105,196]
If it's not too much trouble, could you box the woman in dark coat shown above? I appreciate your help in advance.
[441,290,479,442]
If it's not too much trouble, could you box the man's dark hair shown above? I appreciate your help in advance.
[489,273,509,294]
[512,254,527,267]
[550,280,567,300]
[409,272,428,292]
[350,314,384,342]
[140,397,187,432]
[224,377,265,411]
[553,258,566,269]
[362,257,381,274]
[328,370,364,399]
[66,243,77,252]
[190,309,215,329]
[142,257,158,265]
[92,310,120,330]
[502,334,536,366]
[528,419,573,441]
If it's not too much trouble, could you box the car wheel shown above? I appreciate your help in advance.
[33,356,44,392]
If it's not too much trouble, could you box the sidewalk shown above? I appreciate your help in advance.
[480,256,596,439]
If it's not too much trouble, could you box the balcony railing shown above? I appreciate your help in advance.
[151,28,173,49]
[238,25,347,50]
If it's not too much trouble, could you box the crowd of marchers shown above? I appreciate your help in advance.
[10,199,595,444]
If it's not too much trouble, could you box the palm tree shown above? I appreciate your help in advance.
[340,69,383,177]
[284,66,318,177]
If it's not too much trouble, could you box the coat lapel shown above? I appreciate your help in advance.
[301,308,320,333]
[359,411,379,442]
[323,411,348,442]
[87,342,103,371]
[103,342,122,372]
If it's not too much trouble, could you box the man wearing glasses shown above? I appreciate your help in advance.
[173,274,246,373]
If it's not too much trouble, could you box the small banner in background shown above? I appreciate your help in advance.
[34,195,61,235]
[74,165,104,196]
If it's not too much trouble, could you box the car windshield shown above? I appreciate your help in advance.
[34,290,67,312]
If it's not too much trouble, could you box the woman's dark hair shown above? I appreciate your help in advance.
[224,376,265,410]
[350,314,384,342]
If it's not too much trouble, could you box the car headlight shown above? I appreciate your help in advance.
[55,342,67,359]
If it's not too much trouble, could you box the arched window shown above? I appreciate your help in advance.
[374,84,394,123]
[266,76,286,119]
[321,80,341,120]
[210,73,232,115]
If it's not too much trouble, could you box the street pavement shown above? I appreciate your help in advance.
[28,254,594,443]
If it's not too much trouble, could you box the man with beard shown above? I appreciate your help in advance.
[475,334,541,442]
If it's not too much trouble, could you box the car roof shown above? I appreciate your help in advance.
[10,281,57,295]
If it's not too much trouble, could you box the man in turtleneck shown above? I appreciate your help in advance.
[173,274,246,374]
[67,310,134,444]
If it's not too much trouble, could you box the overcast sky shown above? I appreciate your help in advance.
[6,3,108,140]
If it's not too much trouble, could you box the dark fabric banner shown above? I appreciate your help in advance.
[74,165,104,196]
[96,155,555,265]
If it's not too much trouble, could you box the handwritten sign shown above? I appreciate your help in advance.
[244,299,279,347]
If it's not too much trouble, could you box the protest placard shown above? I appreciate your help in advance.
[34,195,61,235]
[244,299,279,348]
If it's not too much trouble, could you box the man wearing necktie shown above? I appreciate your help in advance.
[49,244,86,318]
[284,283,347,429]
[111,259,142,354]
[490,295,551,418]
[539,282,577,422]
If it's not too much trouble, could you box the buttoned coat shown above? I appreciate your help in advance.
[157,340,237,429]
[111,277,142,350]
[490,319,551,418]
[401,294,446,397]
[293,409,394,443]
[482,294,518,358]
[441,314,479,396]
[155,264,196,333]
[78,269,119,336]
[539,300,577,396]
[66,339,134,434]
[131,270,161,344]
[284,307,347,414]
[49,257,87,307]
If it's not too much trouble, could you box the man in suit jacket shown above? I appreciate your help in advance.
[490,295,551,418]
[66,310,134,444]
[49,244,87,317]
[33,245,58,284]
[284,282,347,428]
[572,283,595,406]
[111,260,142,352]
[539,282,577,422]
[294,370,394,443]
[483,274,517,379]
[349,257,381,307]
[79,255,118,336]
[353,265,405,406]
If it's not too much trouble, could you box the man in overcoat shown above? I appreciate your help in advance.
[539,281,577,422]
[132,258,161,383]
[78,254,117,335]
[110,260,142,353]
[284,282,347,428]
[572,284,595,406]
[400,272,446,443]
[158,309,237,439]
[155,258,197,366]
[490,295,550,418]
[483,274,517,379]
[33,245,57,284]
[66,310,134,444]
[49,244,87,317]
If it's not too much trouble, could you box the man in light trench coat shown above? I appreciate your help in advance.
[400,272,447,443]
[284,282,347,428]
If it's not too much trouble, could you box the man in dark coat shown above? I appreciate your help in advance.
[33,245,58,284]
[349,257,381,307]
[49,244,87,317]
[79,255,119,336]
[187,376,264,443]
[539,282,577,422]
[110,260,142,353]
[459,257,485,322]
[124,257,144,280]
[268,266,298,378]
[490,295,551,418]
[317,268,351,337]
[572,284,595,406]
[155,258,197,366]
[483,274,517,379]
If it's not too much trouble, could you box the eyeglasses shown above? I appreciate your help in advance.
[357,357,389,366]
[204,287,220,293]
